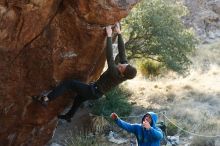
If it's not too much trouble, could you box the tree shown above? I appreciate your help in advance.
[122,0,197,72]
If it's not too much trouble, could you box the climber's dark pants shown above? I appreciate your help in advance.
[47,80,103,118]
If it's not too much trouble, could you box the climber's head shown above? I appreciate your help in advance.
[117,64,137,79]
[142,113,152,125]
[142,112,158,127]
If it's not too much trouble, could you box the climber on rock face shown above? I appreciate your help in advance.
[32,22,137,122]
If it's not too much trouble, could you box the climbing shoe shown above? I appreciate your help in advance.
[58,114,72,123]
[32,95,49,106]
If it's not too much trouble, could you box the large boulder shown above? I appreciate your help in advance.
[0,0,139,145]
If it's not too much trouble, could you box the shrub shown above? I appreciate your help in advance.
[166,121,178,136]
[122,0,197,73]
[91,116,110,134]
[137,59,163,77]
[91,86,132,118]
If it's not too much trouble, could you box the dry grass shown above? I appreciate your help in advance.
[190,137,216,146]
[129,75,218,144]
[122,42,220,144]
[91,115,110,134]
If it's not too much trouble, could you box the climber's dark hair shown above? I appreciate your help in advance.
[124,65,137,79]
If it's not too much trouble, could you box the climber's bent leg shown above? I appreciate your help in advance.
[57,83,104,122]
[58,95,87,122]
[32,80,91,105]
[47,80,90,100]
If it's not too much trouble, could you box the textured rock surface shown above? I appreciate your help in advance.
[0,0,139,145]
[183,0,220,42]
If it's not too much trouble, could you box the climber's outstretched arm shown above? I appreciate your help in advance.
[105,26,118,75]
[115,22,128,64]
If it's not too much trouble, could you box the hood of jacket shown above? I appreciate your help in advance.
[141,111,158,127]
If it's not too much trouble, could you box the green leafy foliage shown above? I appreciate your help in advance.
[137,59,163,77]
[92,87,132,118]
[122,0,197,72]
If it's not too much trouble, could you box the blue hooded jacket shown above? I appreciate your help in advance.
[115,112,163,146]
